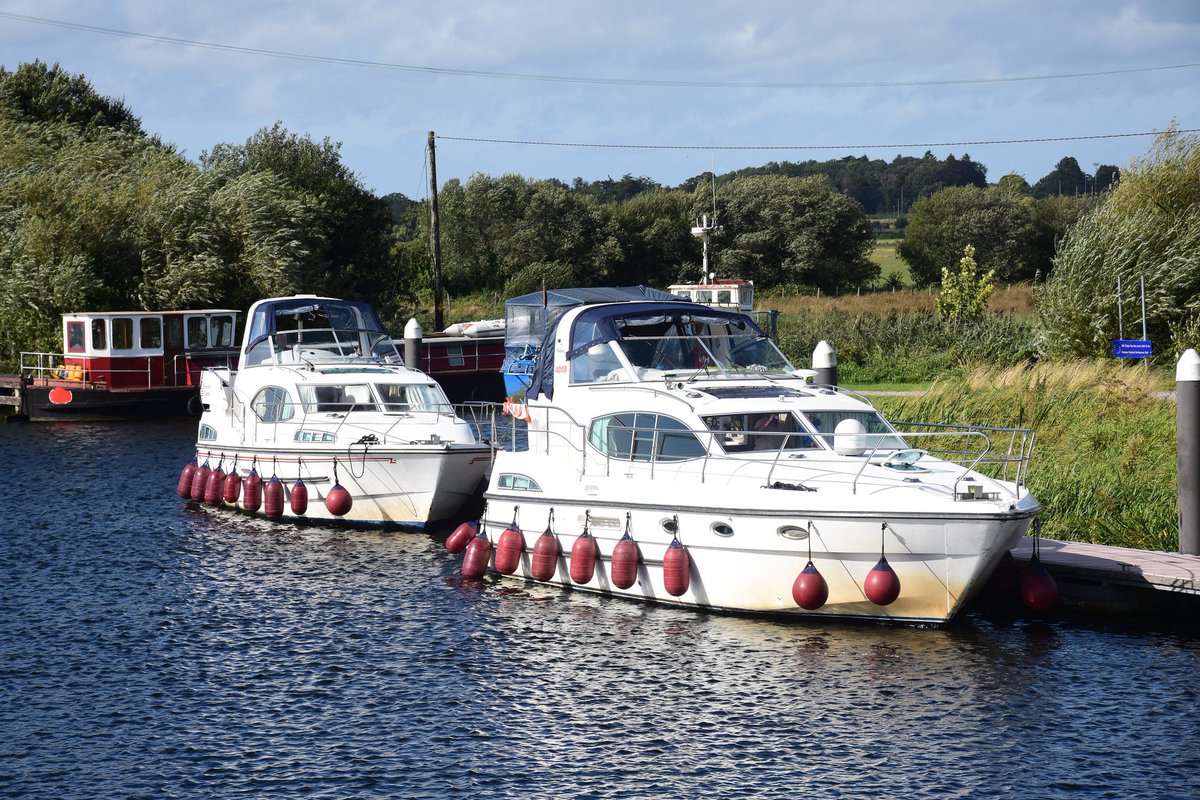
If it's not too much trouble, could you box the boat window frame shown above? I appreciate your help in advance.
[588,412,708,463]
[91,319,107,351]
[66,321,86,353]
[139,317,163,350]
[251,385,296,423]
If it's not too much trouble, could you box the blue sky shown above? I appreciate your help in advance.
[1,1,1196,198]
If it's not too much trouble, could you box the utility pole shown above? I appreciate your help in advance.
[428,131,444,332]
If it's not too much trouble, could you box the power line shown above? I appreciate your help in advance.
[437,129,1199,151]
[3,10,1199,90]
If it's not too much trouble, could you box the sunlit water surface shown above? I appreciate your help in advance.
[2,420,1199,799]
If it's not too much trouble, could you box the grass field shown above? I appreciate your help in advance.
[870,241,909,285]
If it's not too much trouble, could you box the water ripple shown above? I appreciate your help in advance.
[2,420,1199,798]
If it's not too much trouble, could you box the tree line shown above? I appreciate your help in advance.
[3,60,1190,366]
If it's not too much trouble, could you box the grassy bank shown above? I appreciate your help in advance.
[871,362,1177,550]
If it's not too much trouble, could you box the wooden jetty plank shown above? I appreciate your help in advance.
[1011,537,1200,596]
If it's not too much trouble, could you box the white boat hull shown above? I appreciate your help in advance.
[482,451,1038,625]
[197,444,490,527]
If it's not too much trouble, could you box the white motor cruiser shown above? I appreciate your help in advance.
[473,299,1040,625]
[184,295,491,527]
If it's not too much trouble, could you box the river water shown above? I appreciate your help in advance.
[2,419,1199,799]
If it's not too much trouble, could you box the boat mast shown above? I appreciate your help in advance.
[690,174,722,285]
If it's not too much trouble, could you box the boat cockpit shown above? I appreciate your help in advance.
[241,297,404,368]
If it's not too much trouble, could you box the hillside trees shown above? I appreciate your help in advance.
[0,64,397,366]
[1038,127,1200,358]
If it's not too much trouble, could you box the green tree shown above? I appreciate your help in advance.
[0,60,145,137]
[608,189,697,287]
[936,244,995,321]
[1032,156,1087,198]
[200,123,392,301]
[706,174,875,292]
[897,185,1037,286]
[1038,127,1200,358]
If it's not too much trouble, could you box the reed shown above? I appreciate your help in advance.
[872,361,1177,550]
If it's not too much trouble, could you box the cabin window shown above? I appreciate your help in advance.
[375,383,446,413]
[66,322,85,353]
[139,318,162,350]
[251,386,295,423]
[186,317,209,349]
[211,315,235,348]
[198,424,217,441]
[111,318,134,350]
[702,413,819,452]
[588,413,707,462]
[498,473,542,491]
[91,320,107,350]
[298,384,378,413]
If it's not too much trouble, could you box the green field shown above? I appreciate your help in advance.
[869,241,910,286]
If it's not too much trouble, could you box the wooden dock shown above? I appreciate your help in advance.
[1010,537,1200,613]
[0,375,24,417]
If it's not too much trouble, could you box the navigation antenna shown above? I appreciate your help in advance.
[691,174,723,286]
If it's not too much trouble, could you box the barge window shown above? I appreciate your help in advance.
[91,320,107,351]
[140,318,162,350]
[66,322,85,353]
[252,386,295,423]
[165,316,183,349]
[211,315,235,348]
[112,318,133,350]
[589,413,706,462]
[186,316,209,349]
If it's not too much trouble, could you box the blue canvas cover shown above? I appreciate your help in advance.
[527,301,764,401]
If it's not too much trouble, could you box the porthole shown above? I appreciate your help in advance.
[777,525,810,540]
[660,517,679,534]
[711,522,734,537]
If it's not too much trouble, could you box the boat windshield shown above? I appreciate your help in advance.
[243,299,402,367]
[572,329,792,384]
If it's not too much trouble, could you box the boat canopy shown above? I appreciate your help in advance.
[528,302,772,401]
[247,297,386,343]
[504,286,683,350]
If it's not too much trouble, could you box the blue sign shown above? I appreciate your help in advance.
[1112,339,1152,358]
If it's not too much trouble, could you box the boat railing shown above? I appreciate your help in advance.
[476,399,1034,499]
[19,350,153,386]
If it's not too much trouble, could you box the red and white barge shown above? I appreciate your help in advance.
[5,308,239,421]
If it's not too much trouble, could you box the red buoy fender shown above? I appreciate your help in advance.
[177,462,198,498]
[864,557,901,606]
[264,476,284,519]
[222,471,242,504]
[204,467,225,507]
[462,532,492,579]
[190,463,211,501]
[445,521,478,554]
[662,539,690,597]
[531,528,559,581]
[1020,557,1059,612]
[324,483,353,517]
[792,561,829,610]
[569,530,598,584]
[610,533,640,590]
[290,479,308,516]
[494,526,524,575]
[242,469,263,512]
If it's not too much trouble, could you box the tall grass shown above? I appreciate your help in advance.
[872,362,1177,550]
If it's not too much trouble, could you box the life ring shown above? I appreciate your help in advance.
[187,394,203,416]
